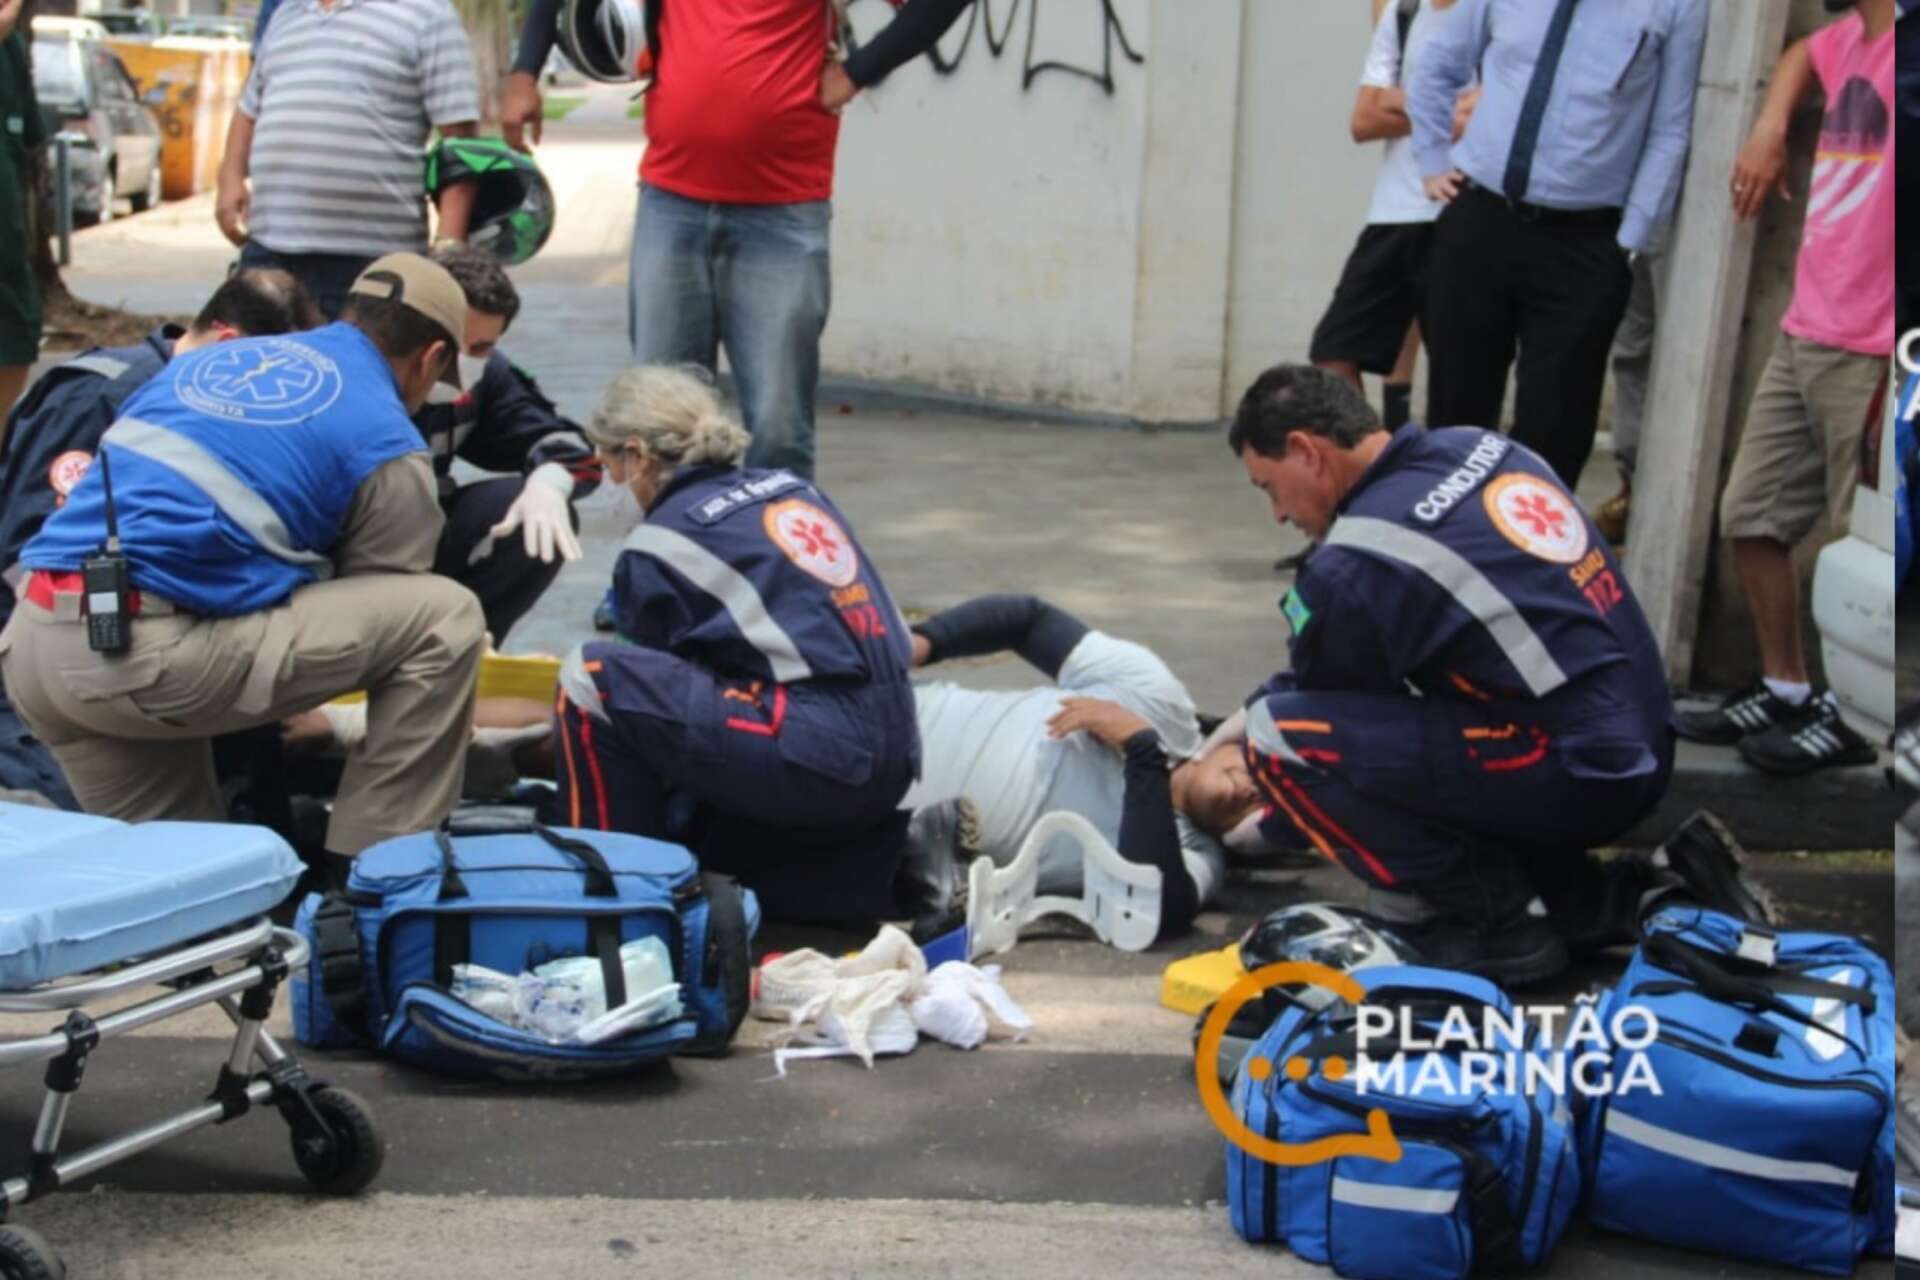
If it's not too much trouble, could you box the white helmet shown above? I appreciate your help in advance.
[558,0,646,84]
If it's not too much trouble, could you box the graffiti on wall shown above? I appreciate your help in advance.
[851,0,1144,96]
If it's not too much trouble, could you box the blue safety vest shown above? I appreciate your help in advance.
[21,323,425,616]
[612,466,915,686]
[1280,425,1672,735]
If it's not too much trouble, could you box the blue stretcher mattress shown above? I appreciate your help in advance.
[0,803,302,989]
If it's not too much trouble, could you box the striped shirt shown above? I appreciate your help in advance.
[239,0,478,256]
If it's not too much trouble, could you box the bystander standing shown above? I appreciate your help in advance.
[215,0,482,317]
[1677,0,1895,776]
[1310,0,1458,432]
[504,0,977,481]
[1409,0,1707,489]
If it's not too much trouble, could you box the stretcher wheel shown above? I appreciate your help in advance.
[0,1224,64,1280]
[290,1086,385,1196]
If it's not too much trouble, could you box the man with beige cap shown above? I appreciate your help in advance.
[0,254,485,886]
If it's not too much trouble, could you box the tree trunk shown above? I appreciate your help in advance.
[20,0,72,311]
[454,0,513,123]
[25,140,72,312]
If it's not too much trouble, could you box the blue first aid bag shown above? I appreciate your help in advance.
[1580,906,1894,1275]
[1226,965,1580,1280]
[292,815,758,1080]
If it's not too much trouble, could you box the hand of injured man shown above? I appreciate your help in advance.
[1047,696,1154,753]
[473,463,583,566]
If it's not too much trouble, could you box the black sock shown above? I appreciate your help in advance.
[1382,383,1413,430]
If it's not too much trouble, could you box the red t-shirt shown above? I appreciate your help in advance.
[641,0,844,204]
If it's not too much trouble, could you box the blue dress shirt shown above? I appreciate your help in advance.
[1409,0,1709,252]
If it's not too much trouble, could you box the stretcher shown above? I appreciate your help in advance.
[0,803,384,1278]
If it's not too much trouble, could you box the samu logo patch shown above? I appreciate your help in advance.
[764,499,859,589]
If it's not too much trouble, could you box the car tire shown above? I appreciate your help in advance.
[130,162,162,213]
[95,168,115,224]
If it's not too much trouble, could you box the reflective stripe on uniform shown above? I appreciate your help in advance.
[102,417,336,577]
[558,645,609,722]
[622,524,814,683]
[1329,1177,1459,1215]
[1323,516,1569,698]
[1247,701,1311,769]
[1604,1110,1859,1188]
[64,354,133,380]
[530,431,585,457]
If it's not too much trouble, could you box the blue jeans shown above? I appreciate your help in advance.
[237,241,374,321]
[628,186,831,479]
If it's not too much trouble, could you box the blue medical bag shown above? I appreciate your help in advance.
[292,816,758,1080]
[1580,906,1895,1274]
[1226,965,1580,1280]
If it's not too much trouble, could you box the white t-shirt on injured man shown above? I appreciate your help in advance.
[904,631,1226,904]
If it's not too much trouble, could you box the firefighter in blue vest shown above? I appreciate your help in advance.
[417,245,601,642]
[0,255,485,885]
[553,365,934,926]
[1229,365,1768,984]
[0,269,321,808]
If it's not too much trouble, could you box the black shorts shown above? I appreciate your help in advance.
[1308,222,1435,376]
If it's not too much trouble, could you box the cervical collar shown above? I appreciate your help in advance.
[967,810,1163,958]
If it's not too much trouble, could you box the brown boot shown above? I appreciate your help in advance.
[1594,486,1630,545]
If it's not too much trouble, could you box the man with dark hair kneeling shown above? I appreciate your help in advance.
[1228,364,1764,983]
[0,255,486,886]
[0,268,323,806]
[419,245,600,642]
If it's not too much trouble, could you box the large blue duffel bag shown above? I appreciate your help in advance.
[291,814,759,1081]
[1226,965,1580,1280]
[1580,906,1895,1275]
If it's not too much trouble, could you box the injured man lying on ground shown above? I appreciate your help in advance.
[283,594,1258,949]
[900,594,1270,946]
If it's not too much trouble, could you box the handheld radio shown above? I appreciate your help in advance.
[81,449,132,654]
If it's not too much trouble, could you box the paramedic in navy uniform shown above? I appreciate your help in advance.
[1230,365,1676,985]
[553,365,926,926]
[0,254,486,887]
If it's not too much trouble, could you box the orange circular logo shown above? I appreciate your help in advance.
[46,450,94,503]
[763,499,860,588]
[1195,960,1402,1167]
[1483,473,1588,564]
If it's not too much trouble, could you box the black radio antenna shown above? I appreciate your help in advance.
[98,447,121,553]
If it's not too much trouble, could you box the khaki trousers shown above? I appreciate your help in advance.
[1718,332,1885,546]
[0,573,484,855]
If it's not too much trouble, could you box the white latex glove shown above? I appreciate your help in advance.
[472,463,582,566]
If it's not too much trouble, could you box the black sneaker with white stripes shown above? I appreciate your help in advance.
[1674,680,1799,745]
[1737,692,1878,776]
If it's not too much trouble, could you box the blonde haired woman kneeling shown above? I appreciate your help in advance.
[554,366,932,926]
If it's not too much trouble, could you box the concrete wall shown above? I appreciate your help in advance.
[1223,0,1382,403]
[827,0,1436,422]
[829,0,1156,416]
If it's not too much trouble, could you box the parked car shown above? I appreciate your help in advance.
[27,15,110,40]
[1811,360,1901,741]
[93,10,166,39]
[163,15,250,40]
[28,24,165,225]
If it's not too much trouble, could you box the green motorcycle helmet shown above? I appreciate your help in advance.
[427,137,557,267]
